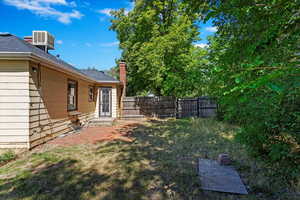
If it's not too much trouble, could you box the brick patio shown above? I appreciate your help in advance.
[48,121,142,146]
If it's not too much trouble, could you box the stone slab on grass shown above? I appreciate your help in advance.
[198,158,248,195]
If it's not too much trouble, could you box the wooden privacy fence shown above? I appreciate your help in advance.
[122,96,177,118]
[177,97,218,118]
[122,96,217,119]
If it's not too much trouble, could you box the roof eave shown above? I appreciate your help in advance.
[0,52,32,59]
[95,81,121,84]
[0,52,121,84]
[29,53,98,83]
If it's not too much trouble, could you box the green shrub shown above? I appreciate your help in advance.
[204,0,300,184]
[225,81,300,183]
[0,151,16,164]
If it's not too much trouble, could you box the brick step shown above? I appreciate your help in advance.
[86,118,115,127]
[121,115,146,121]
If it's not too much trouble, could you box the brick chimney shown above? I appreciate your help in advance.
[119,61,127,97]
[24,36,32,44]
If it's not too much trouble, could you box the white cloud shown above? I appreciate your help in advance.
[194,43,209,48]
[98,2,135,17]
[3,0,83,24]
[36,0,67,4]
[69,1,76,7]
[128,1,135,9]
[56,40,63,44]
[97,8,115,17]
[85,42,92,47]
[58,10,82,24]
[100,41,119,47]
[205,26,218,32]
[125,1,134,14]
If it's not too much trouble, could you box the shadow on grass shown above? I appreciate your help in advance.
[1,118,288,200]
[96,118,247,200]
[0,159,109,200]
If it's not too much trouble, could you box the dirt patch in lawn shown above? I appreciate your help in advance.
[48,121,141,147]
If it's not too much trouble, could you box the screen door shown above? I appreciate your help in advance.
[99,88,112,117]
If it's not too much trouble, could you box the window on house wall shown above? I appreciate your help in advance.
[88,86,94,102]
[67,80,78,111]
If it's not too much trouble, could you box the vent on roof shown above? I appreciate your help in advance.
[32,31,55,52]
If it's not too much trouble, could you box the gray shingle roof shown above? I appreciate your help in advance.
[80,69,118,82]
[0,33,119,83]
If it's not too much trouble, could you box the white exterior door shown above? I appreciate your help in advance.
[99,87,112,117]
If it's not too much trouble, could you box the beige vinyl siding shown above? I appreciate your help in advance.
[0,103,29,109]
[0,96,31,102]
[0,129,29,135]
[0,116,29,123]
[0,76,29,83]
[0,60,30,148]
[0,82,29,90]
[0,122,29,129]
[0,89,29,96]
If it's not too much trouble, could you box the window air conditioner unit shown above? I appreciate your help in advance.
[32,31,55,50]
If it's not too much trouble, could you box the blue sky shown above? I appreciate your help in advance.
[0,0,216,70]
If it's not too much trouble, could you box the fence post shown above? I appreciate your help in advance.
[175,98,178,118]
[197,97,200,118]
[177,98,181,119]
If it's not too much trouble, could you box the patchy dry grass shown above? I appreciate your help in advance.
[0,118,299,200]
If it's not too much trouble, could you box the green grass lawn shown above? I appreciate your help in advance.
[0,118,298,200]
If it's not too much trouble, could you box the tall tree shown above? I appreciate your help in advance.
[110,0,205,96]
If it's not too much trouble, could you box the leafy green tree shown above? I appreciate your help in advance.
[201,0,300,182]
[110,0,207,97]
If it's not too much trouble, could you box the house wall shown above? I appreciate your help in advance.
[0,60,30,148]
[0,59,121,149]
[29,62,96,148]
[117,85,122,117]
[112,87,117,118]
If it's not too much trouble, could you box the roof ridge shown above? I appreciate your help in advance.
[13,34,47,54]
[79,68,118,82]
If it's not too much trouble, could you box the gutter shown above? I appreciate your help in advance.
[0,52,121,84]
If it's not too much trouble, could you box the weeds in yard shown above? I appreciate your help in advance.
[0,151,16,166]
[0,118,299,200]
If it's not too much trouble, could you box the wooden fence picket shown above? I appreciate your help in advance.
[122,96,217,119]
